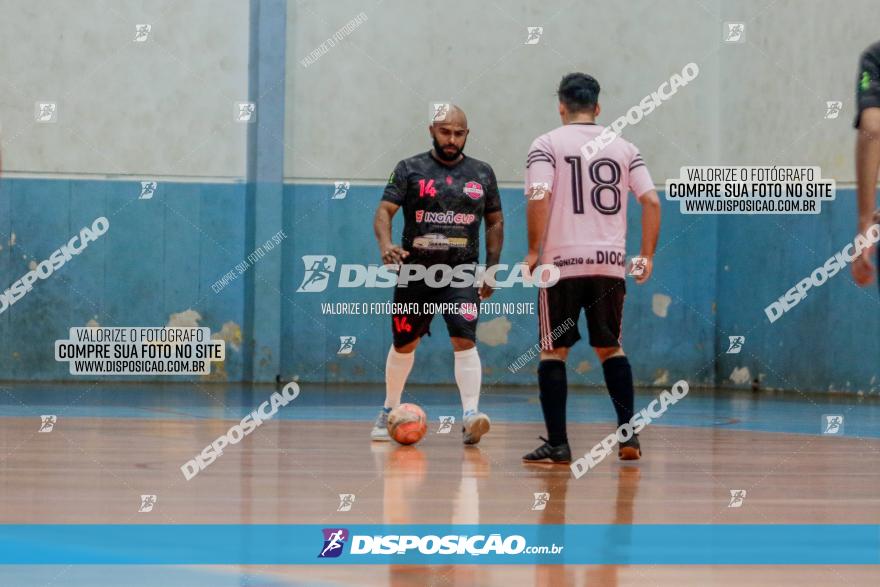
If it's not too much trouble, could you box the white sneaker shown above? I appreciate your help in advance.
[463,411,490,445]
[371,409,391,441]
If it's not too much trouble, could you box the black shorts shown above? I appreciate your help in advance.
[391,282,480,347]
[854,41,880,128]
[537,276,625,350]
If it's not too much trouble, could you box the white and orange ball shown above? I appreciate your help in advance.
[387,403,428,445]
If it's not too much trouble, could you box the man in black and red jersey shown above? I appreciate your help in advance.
[371,105,503,445]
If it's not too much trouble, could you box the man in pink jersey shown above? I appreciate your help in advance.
[521,73,661,464]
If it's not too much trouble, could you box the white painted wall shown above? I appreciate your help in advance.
[0,0,249,178]
[719,0,878,178]
[286,0,879,185]
[3,0,875,182]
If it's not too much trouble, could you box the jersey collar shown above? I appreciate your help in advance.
[428,150,467,168]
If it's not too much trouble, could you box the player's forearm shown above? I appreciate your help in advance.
[856,126,880,232]
[484,219,504,267]
[639,193,661,257]
[526,199,549,254]
[373,207,394,250]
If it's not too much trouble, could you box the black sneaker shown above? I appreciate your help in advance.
[522,437,572,464]
[618,433,641,460]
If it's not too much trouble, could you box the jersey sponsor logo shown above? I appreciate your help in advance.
[596,251,626,267]
[551,252,625,269]
[552,256,585,267]
[413,233,450,251]
[412,233,468,250]
[414,210,477,225]
[459,303,478,322]
[463,181,484,200]
[861,71,871,92]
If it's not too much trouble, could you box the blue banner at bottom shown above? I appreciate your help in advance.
[0,525,877,565]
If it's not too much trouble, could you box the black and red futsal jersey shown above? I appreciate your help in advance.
[381,152,501,345]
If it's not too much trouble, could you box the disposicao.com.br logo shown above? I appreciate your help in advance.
[317,529,563,558]
[296,255,560,292]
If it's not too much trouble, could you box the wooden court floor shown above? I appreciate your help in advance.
[1,383,879,585]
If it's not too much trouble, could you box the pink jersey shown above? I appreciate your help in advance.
[525,123,654,279]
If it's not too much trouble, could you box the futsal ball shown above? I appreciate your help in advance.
[387,403,428,445]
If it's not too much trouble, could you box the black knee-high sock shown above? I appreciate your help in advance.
[538,359,568,446]
[602,355,634,427]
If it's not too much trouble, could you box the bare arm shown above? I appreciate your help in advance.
[373,200,408,265]
[480,210,504,299]
[484,210,504,267]
[639,190,661,256]
[853,108,880,286]
[856,109,880,233]
[525,187,550,270]
[636,190,661,284]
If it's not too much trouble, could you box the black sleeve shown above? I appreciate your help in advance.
[854,42,880,128]
[381,160,408,205]
[484,166,502,214]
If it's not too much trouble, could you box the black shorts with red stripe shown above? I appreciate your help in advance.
[391,281,480,347]
[537,276,626,350]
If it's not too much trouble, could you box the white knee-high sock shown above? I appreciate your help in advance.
[454,347,482,414]
[385,346,415,409]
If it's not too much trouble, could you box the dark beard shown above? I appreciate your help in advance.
[432,136,463,161]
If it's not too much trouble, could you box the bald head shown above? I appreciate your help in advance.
[429,104,469,163]
[432,104,468,128]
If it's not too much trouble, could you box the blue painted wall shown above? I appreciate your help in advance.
[1,179,877,393]
[280,184,878,394]
[280,183,717,389]
[715,204,880,394]
[0,179,248,382]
